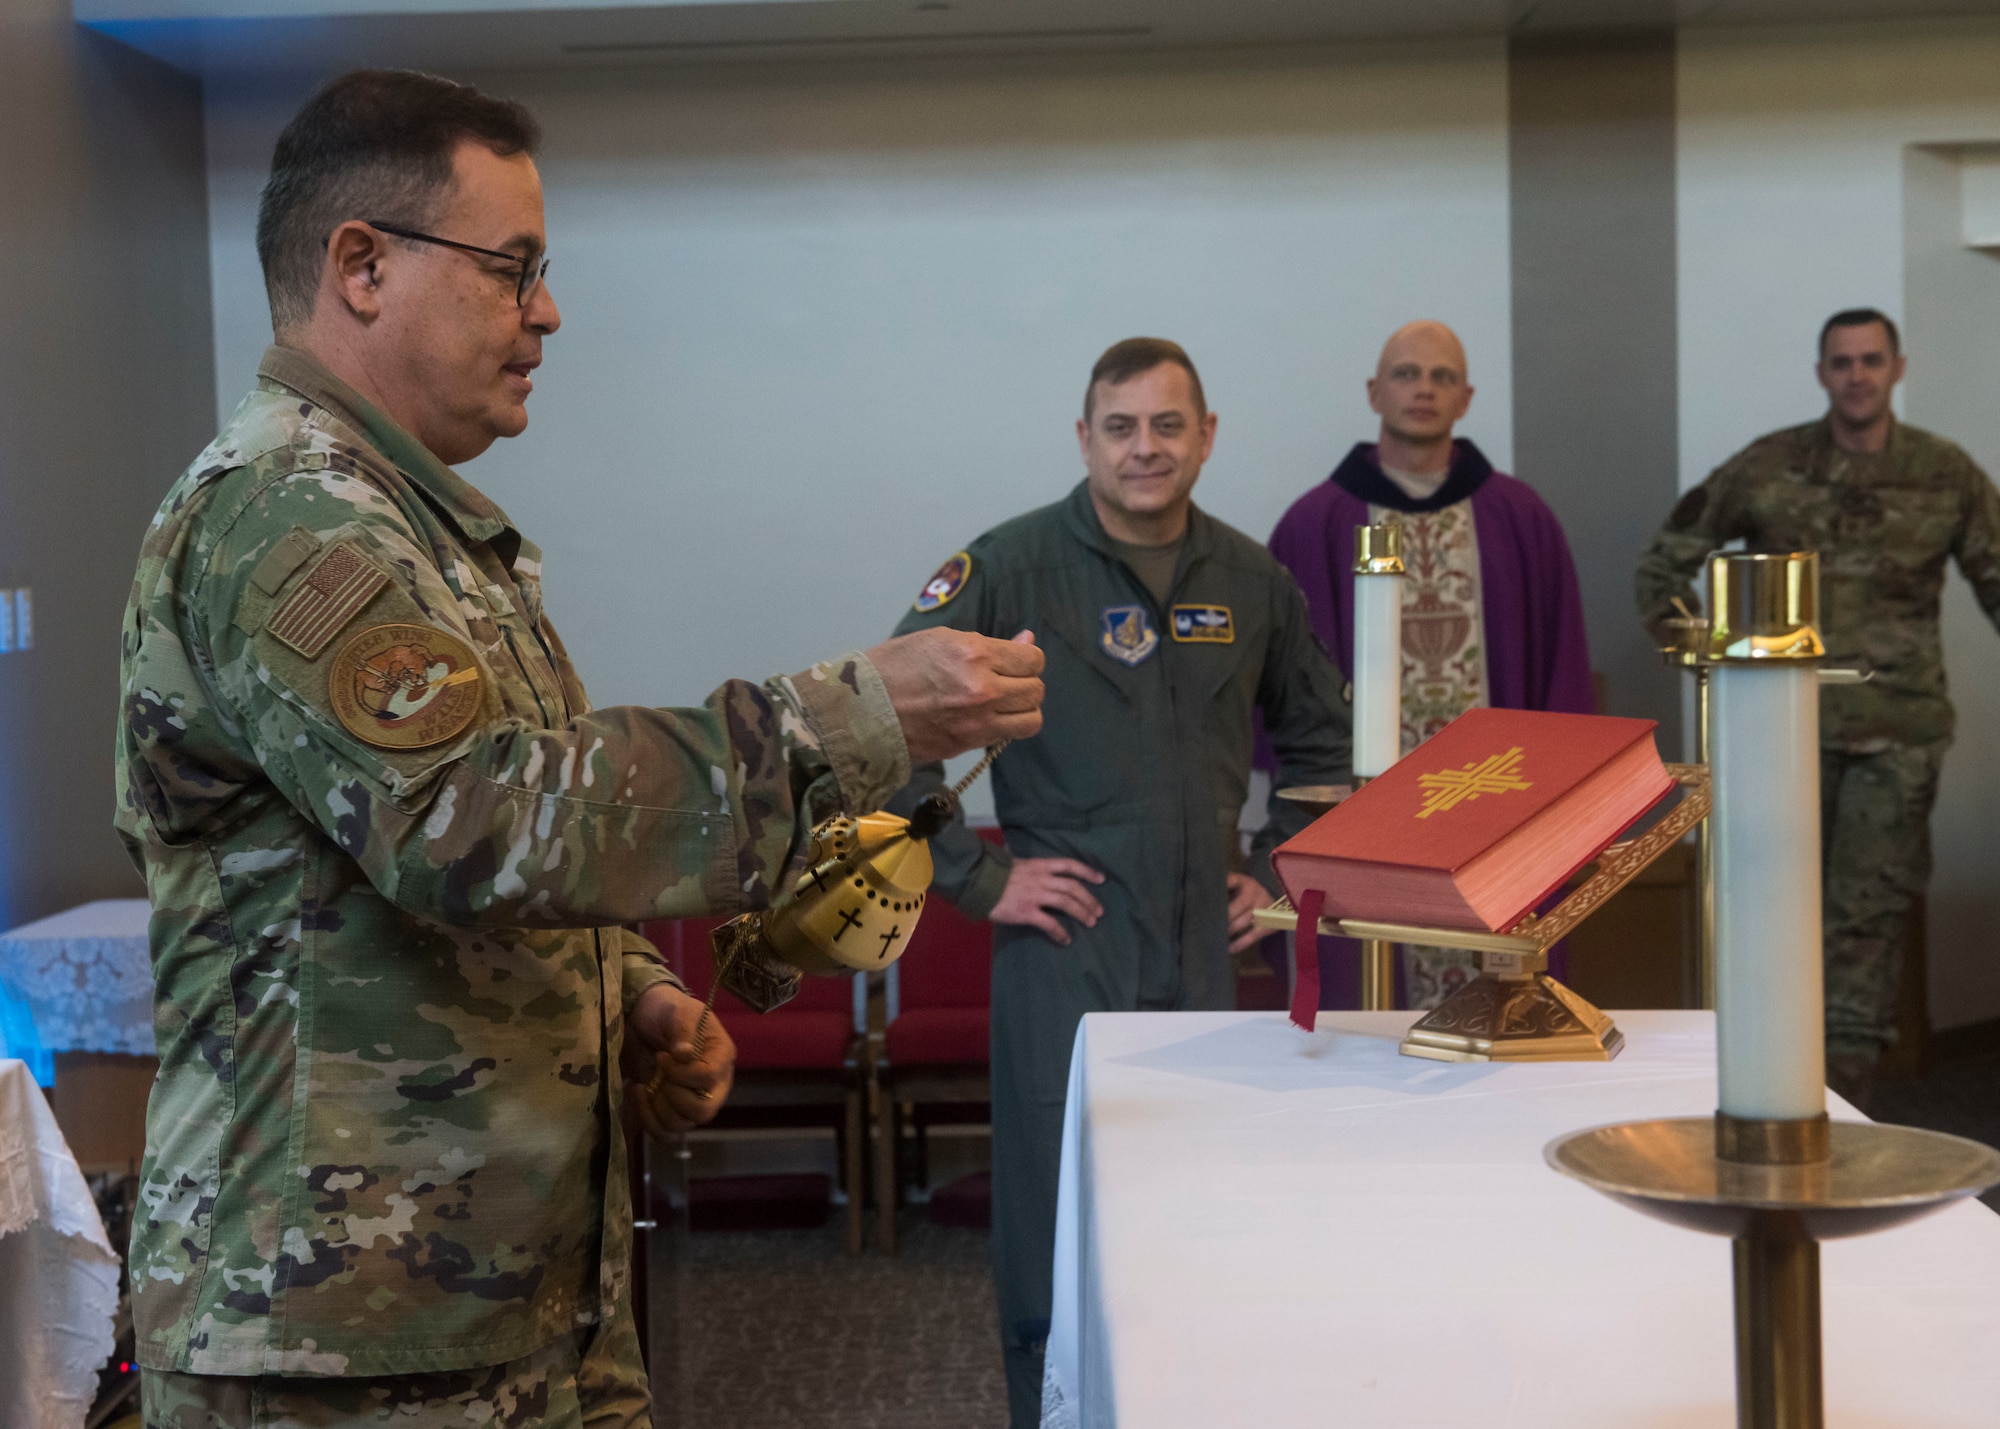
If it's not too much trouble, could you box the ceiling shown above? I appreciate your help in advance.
[75,0,2000,82]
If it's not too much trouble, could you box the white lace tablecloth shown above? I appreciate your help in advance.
[1043,1010,2000,1428]
[0,900,153,1056]
[0,1058,121,1429]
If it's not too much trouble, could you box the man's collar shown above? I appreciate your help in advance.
[1814,412,1900,461]
[1329,438,1493,513]
[1061,479,1214,558]
[258,345,520,561]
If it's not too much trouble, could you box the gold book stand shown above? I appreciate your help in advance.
[1252,763,1711,1062]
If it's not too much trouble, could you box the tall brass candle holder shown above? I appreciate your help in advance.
[1347,521,1406,1012]
[1550,552,2000,1429]
[1660,588,1873,1011]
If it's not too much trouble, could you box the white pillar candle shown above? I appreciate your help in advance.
[1352,569,1402,779]
[1710,661,1825,1122]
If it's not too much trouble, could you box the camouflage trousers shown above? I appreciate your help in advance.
[1821,739,1948,1060]
[141,1282,650,1429]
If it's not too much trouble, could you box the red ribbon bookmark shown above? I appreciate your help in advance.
[1288,889,1325,1032]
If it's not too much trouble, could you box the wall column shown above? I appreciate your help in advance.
[1508,29,1681,742]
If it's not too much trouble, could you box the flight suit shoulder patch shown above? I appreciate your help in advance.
[265,540,390,659]
[913,551,973,612]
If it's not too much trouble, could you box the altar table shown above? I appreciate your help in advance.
[0,1058,120,1429]
[1042,1010,2000,1428]
[0,899,154,1063]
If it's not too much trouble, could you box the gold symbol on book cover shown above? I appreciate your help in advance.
[1415,746,1531,819]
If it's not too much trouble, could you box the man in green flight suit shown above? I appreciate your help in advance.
[1636,308,2000,1107]
[117,71,1045,1428]
[890,337,1352,1426]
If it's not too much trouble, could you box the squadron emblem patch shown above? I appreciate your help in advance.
[266,541,389,659]
[1171,604,1234,643]
[328,623,484,750]
[1099,605,1158,667]
[913,552,973,612]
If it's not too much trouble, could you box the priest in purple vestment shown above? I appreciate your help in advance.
[1266,320,1594,1006]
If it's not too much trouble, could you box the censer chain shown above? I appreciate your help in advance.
[949,740,1008,801]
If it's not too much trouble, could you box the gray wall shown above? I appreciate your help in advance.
[1902,144,2000,1032]
[1508,31,1682,743]
[0,5,215,930]
[203,44,1516,817]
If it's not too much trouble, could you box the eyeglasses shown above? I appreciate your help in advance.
[364,220,551,306]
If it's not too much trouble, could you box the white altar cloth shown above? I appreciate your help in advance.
[1043,1010,2000,1429]
[0,1058,121,1429]
[0,899,154,1056]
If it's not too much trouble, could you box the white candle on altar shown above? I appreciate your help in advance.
[1710,661,1825,1122]
[1352,566,1402,779]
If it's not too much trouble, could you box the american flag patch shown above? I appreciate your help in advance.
[265,541,389,658]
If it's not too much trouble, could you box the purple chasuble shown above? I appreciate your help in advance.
[1269,440,1594,715]
[1262,439,1595,1007]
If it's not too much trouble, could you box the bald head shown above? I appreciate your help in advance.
[1367,319,1474,472]
[1376,321,1467,382]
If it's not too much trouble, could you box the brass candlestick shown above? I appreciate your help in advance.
[1547,1116,2000,1429]
[1349,522,1404,1013]
[1661,588,1871,1012]
[1560,553,1997,1428]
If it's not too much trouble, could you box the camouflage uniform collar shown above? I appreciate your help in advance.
[1810,413,1904,466]
[258,344,523,567]
[1061,478,1217,561]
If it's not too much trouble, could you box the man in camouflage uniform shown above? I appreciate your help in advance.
[118,72,1044,1427]
[1636,308,2000,1104]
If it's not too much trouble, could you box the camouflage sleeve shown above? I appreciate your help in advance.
[1635,459,1736,641]
[1951,453,2000,635]
[1250,568,1354,894]
[614,925,684,1016]
[881,545,1014,919]
[196,474,908,929]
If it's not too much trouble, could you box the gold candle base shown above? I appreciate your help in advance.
[1717,1111,1831,1165]
[1547,1117,2000,1429]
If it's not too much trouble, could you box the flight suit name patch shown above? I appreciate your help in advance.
[329,623,484,750]
[1099,606,1158,666]
[913,552,972,612]
[1171,604,1234,643]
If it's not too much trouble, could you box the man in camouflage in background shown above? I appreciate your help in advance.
[1636,308,2000,1107]
[117,71,1044,1428]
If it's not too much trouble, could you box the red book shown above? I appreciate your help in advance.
[1272,708,1673,933]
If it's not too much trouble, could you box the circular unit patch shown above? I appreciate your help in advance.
[913,551,972,613]
[329,623,485,750]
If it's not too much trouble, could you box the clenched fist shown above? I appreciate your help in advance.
[867,627,1045,764]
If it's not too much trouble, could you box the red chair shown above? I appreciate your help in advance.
[869,827,1001,1252]
[639,917,867,1254]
